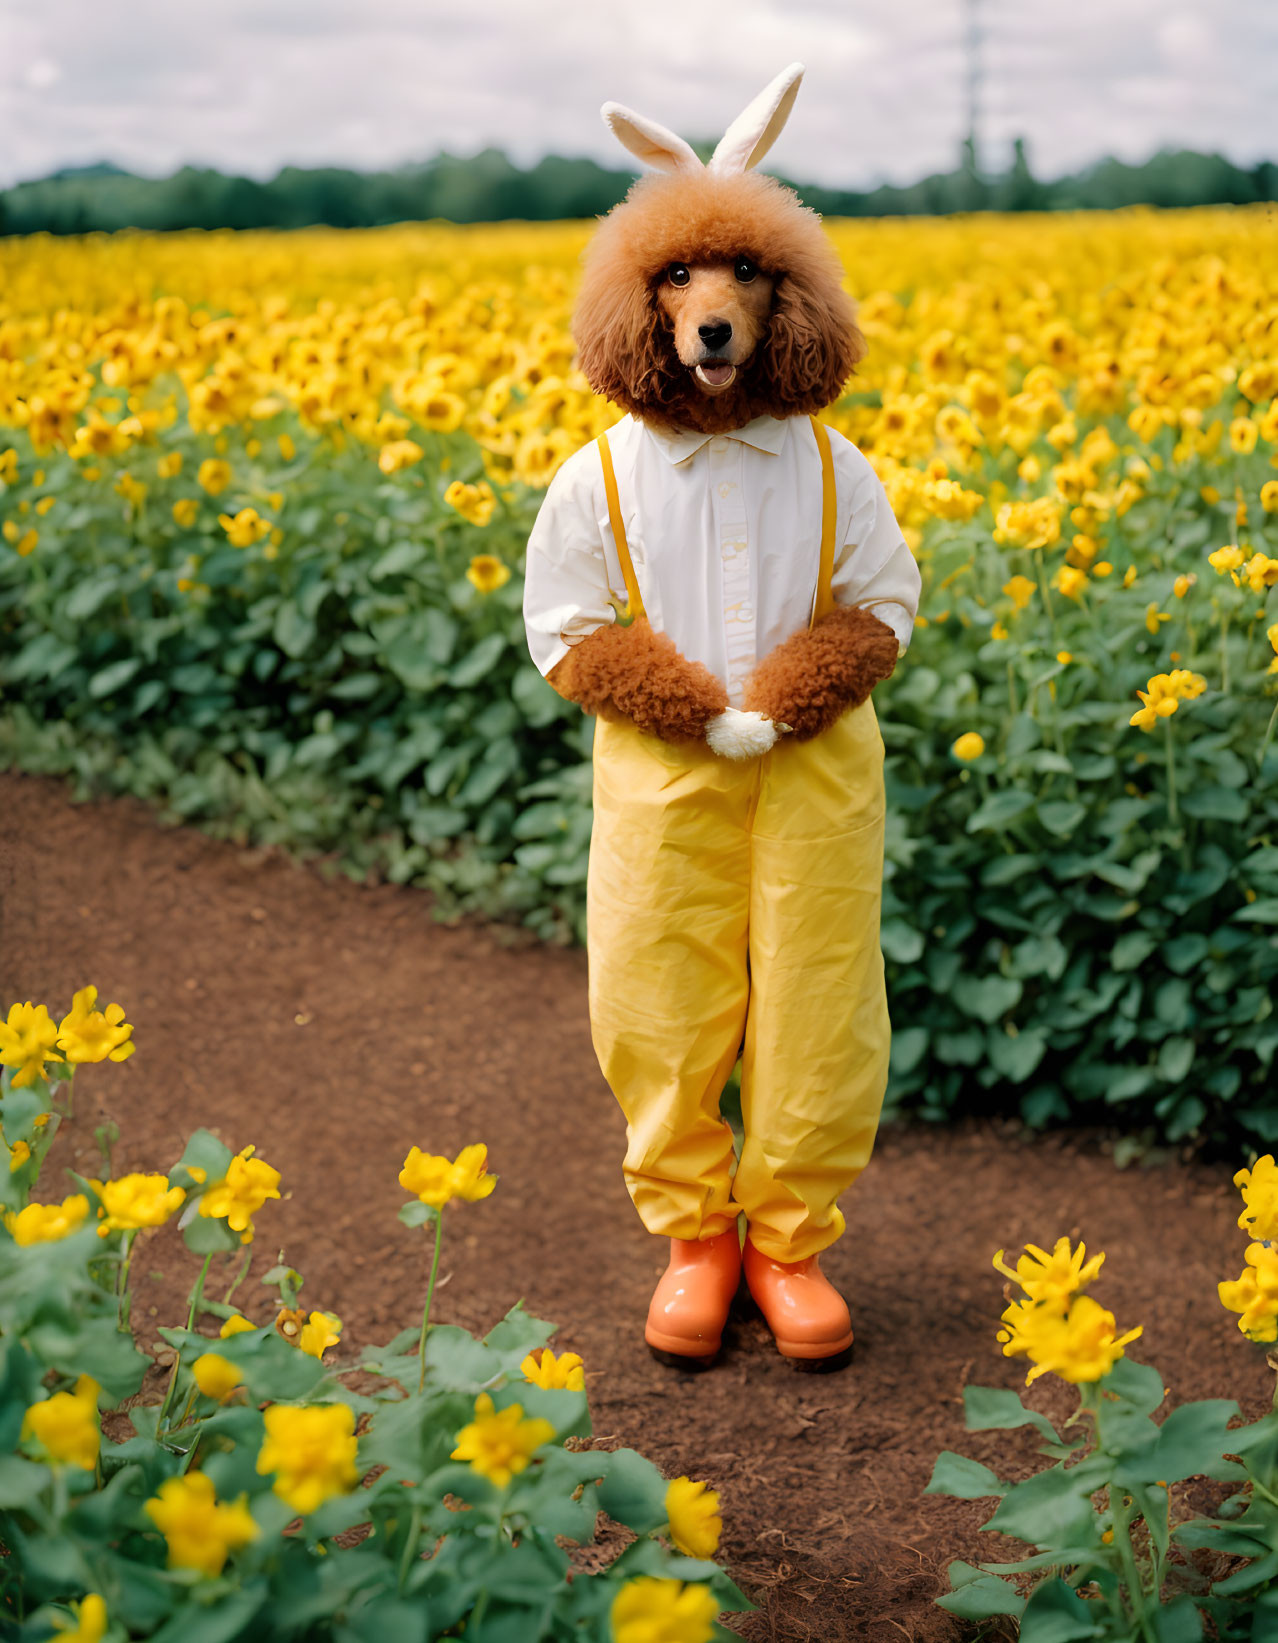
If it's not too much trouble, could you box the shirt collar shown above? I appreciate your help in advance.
[644,413,791,465]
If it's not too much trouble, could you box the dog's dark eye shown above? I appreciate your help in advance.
[666,263,691,288]
[734,257,758,283]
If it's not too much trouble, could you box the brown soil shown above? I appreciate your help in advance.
[0,767,1269,1642]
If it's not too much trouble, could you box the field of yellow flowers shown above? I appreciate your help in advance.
[1,206,1276,1148]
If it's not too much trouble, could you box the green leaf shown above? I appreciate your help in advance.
[936,1572,1026,1620]
[985,1460,1109,1546]
[595,1447,671,1534]
[963,1385,1063,1446]
[967,790,1035,832]
[1038,800,1086,836]
[1148,1597,1204,1643]
[1180,785,1247,822]
[273,601,316,657]
[1234,899,1278,926]
[880,919,925,964]
[953,974,1023,1023]
[987,1026,1048,1083]
[1016,1577,1103,1642]
[1112,931,1157,971]
[88,656,142,698]
[398,1200,437,1228]
[1116,1399,1245,1486]
[450,633,506,687]
[924,1451,1005,1499]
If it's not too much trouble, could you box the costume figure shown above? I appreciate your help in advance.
[522,64,920,1368]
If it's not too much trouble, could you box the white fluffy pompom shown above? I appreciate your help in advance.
[705,708,779,760]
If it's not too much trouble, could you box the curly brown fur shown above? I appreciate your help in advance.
[547,618,729,743]
[573,169,865,434]
[741,606,899,741]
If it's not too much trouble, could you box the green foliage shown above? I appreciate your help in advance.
[3,143,1275,237]
[5,400,1277,1147]
[929,1361,1278,1639]
[0,1055,749,1641]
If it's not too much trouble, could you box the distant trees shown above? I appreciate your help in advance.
[1,142,1273,237]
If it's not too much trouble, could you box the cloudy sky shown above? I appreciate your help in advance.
[1,0,1274,193]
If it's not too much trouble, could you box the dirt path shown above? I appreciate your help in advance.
[0,768,1267,1641]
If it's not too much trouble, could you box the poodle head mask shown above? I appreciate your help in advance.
[573,63,866,435]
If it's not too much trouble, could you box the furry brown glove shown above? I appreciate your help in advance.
[547,618,729,744]
[741,605,899,742]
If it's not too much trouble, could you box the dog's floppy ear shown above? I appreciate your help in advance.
[708,62,804,176]
[601,102,704,175]
[762,264,867,415]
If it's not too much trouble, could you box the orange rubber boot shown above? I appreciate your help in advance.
[645,1230,742,1364]
[743,1236,854,1365]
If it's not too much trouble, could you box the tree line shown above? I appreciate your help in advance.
[2,140,1274,237]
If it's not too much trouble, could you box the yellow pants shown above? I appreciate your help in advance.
[586,699,891,1262]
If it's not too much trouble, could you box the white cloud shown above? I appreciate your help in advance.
[0,0,1272,192]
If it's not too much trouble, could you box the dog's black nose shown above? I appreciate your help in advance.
[698,321,732,352]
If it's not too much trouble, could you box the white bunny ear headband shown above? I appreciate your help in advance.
[601,62,804,177]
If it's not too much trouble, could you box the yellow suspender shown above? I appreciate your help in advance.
[809,416,838,625]
[596,432,645,620]
[595,419,837,629]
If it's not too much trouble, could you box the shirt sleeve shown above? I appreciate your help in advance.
[522,450,619,678]
[830,449,922,655]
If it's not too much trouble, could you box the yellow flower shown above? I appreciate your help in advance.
[1230,417,1259,455]
[521,1348,585,1390]
[220,1313,257,1338]
[278,434,296,461]
[0,448,16,483]
[5,1195,90,1246]
[217,507,270,548]
[197,458,232,496]
[998,1293,1141,1385]
[199,1147,281,1243]
[1001,574,1035,612]
[993,497,1061,551]
[610,1578,718,1643]
[1243,553,1278,593]
[378,439,424,475]
[951,732,985,762]
[1220,1242,1278,1342]
[36,495,55,516]
[1173,574,1196,598]
[1053,563,1088,600]
[157,452,183,479]
[665,1475,723,1559]
[1234,1155,1278,1243]
[1123,565,1138,588]
[991,620,1008,640]
[8,1140,31,1172]
[1093,560,1114,577]
[56,986,135,1065]
[22,1375,100,1470]
[993,1237,1105,1306]
[114,472,147,509]
[399,1142,497,1209]
[1261,480,1278,514]
[466,554,511,594]
[192,1352,244,1402]
[172,497,199,527]
[445,479,497,527]
[0,1001,63,1087]
[54,1593,108,1643]
[1056,651,1073,665]
[1145,603,1171,635]
[451,1392,554,1489]
[93,1173,184,1236]
[298,1311,342,1360]
[256,1403,359,1513]
[145,1472,258,1574]
[1209,544,1245,575]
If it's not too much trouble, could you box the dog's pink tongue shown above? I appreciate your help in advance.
[700,362,734,385]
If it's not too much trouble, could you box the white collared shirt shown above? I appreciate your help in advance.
[522,412,921,708]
